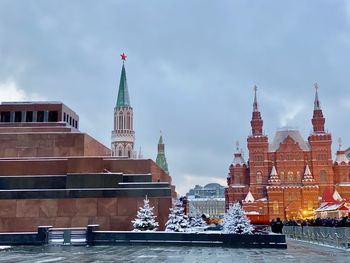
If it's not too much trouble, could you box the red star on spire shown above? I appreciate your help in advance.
[120,53,127,61]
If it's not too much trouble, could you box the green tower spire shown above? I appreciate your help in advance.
[158,134,164,145]
[116,62,131,107]
[156,133,169,174]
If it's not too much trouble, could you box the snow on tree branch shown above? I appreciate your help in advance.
[132,196,159,231]
[165,198,190,232]
[222,202,254,234]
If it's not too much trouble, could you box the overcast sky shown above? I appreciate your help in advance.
[0,1,350,195]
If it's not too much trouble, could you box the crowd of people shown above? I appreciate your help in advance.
[270,216,350,233]
[283,216,350,227]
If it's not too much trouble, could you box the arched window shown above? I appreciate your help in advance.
[235,174,241,184]
[320,170,327,182]
[308,200,313,210]
[118,112,123,130]
[130,112,133,130]
[288,192,297,201]
[280,172,285,183]
[256,172,262,184]
[288,171,293,182]
[342,172,348,182]
[296,171,301,183]
[126,112,130,130]
[273,201,279,215]
[118,145,123,157]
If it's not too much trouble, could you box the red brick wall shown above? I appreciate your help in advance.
[0,133,110,158]
[83,134,111,156]
[0,197,172,232]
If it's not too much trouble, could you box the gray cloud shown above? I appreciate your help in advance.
[0,0,350,195]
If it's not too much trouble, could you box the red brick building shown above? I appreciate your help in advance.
[225,85,350,220]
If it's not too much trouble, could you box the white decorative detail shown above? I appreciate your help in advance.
[230,185,246,188]
[304,164,312,175]
[111,104,135,157]
[332,190,343,201]
[244,191,255,203]
[334,151,349,165]
[244,211,259,215]
[111,133,135,143]
[302,164,315,183]
[270,166,277,176]
[268,165,280,184]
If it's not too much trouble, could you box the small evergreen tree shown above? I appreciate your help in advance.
[165,199,189,232]
[189,204,205,228]
[222,202,254,234]
[132,196,159,231]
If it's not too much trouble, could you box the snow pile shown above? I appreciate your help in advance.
[222,202,253,234]
[165,199,190,232]
[132,196,159,231]
[0,246,10,250]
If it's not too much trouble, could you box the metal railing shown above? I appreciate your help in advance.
[48,227,87,246]
[283,226,350,249]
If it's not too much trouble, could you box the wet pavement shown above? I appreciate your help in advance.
[0,240,349,263]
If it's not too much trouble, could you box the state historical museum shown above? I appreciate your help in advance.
[225,85,350,220]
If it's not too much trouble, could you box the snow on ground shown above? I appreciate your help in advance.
[287,237,350,251]
[0,241,349,262]
[0,246,10,250]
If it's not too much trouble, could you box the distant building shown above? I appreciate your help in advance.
[226,85,350,220]
[187,197,225,218]
[0,101,79,129]
[156,134,169,174]
[187,183,225,217]
[187,183,225,198]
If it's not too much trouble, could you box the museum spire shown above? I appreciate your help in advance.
[250,85,264,136]
[253,85,258,112]
[311,83,325,133]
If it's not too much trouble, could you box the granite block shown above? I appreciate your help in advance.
[16,200,40,218]
[97,198,117,216]
[75,198,97,216]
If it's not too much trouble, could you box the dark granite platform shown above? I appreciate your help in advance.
[0,172,171,199]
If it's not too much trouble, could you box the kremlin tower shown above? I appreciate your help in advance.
[156,133,169,174]
[111,53,135,158]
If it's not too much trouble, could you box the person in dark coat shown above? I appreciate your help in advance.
[270,219,276,233]
[274,217,283,234]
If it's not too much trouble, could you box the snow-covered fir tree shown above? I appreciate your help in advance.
[132,196,159,231]
[189,204,205,228]
[165,199,190,232]
[222,202,254,234]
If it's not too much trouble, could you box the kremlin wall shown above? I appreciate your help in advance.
[0,56,176,232]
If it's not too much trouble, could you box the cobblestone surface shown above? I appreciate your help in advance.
[0,240,349,263]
